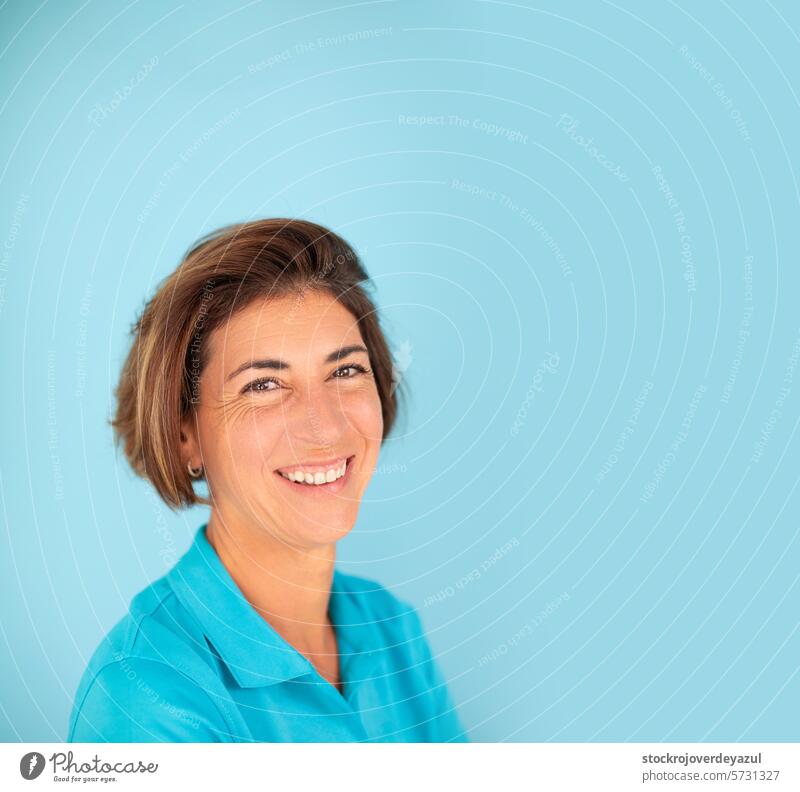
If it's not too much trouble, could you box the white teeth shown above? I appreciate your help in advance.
[279,459,348,486]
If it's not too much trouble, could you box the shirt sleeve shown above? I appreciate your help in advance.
[406,606,470,743]
[68,658,231,742]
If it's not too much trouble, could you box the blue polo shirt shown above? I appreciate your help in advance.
[68,525,468,742]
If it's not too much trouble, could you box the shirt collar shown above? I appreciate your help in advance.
[166,524,375,689]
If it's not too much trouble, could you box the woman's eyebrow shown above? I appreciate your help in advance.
[225,344,368,382]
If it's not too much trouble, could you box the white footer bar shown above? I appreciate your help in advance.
[2,743,797,791]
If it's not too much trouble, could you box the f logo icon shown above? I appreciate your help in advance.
[19,752,45,780]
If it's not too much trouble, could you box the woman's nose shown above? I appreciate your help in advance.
[289,384,348,449]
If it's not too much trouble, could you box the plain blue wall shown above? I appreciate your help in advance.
[1,0,799,741]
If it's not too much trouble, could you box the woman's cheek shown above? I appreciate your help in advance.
[243,411,283,463]
[346,387,384,443]
[214,403,280,469]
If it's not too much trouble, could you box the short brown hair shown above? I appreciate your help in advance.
[112,218,401,509]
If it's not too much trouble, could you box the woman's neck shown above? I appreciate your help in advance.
[204,510,337,660]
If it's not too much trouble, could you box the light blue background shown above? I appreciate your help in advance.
[1,0,799,742]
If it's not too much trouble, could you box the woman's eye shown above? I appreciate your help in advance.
[241,364,369,394]
[243,377,280,394]
[332,363,369,379]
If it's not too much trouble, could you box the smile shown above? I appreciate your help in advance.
[274,455,354,492]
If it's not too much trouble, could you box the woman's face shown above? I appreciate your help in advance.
[183,289,384,549]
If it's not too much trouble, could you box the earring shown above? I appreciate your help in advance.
[187,461,203,479]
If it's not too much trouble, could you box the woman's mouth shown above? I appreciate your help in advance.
[274,455,355,495]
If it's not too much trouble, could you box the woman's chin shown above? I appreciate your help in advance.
[265,503,359,546]
[295,516,356,547]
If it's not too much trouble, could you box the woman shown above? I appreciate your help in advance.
[69,218,467,742]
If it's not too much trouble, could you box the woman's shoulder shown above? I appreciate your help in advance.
[334,569,470,742]
[78,574,212,681]
[68,575,235,742]
[333,569,429,645]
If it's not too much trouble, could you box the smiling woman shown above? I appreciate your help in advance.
[69,218,467,742]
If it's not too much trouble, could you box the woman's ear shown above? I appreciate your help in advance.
[180,413,201,470]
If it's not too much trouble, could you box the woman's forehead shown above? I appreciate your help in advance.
[231,290,352,331]
[207,292,364,367]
